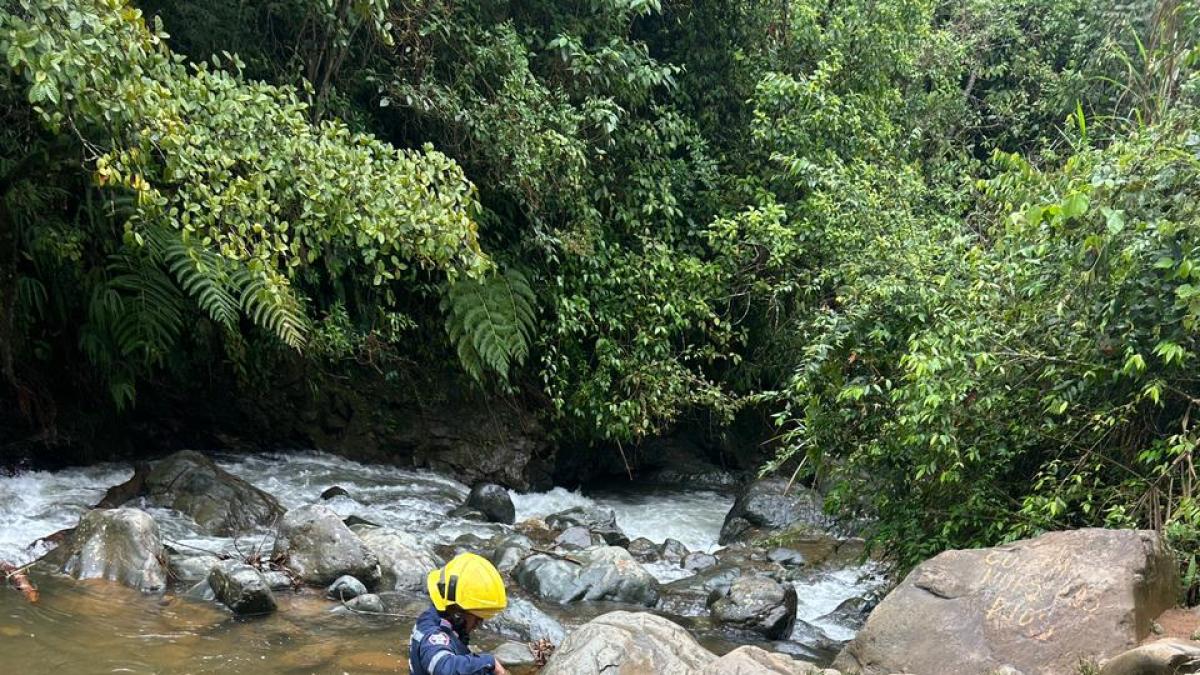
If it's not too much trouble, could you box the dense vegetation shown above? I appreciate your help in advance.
[2,0,1199,572]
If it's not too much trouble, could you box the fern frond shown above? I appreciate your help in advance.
[152,230,239,329]
[233,269,308,349]
[442,266,537,382]
[105,251,185,366]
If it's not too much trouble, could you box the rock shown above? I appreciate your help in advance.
[326,575,368,600]
[555,526,601,551]
[659,538,689,565]
[184,579,215,601]
[683,551,719,572]
[343,593,384,614]
[768,547,806,567]
[1100,638,1200,675]
[710,575,798,640]
[488,594,568,645]
[143,450,283,536]
[351,525,440,592]
[273,504,381,587]
[262,570,294,590]
[320,486,350,500]
[448,505,489,522]
[819,595,872,630]
[834,529,1178,675]
[466,483,516,525]
[493,641,537,668]
[169,554,222,582]
[490,534,532,574]
[657,564,745,616]
[539,611,716,674]
[208,562,276,615]
[515,546,659,605]
[701,646,825,674]
[719,478,829,545]
[545,507,630,547]
[42,508,167,592]
[627,537,660,563]
[342,515,379,528]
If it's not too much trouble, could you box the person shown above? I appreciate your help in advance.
[409,552,510,675]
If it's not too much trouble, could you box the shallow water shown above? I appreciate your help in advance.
[0,450,881,673]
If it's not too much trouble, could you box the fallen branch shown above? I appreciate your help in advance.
[529,547,585,565]
[1,561,39,603]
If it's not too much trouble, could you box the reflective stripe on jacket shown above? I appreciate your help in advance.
[408,606,496,675]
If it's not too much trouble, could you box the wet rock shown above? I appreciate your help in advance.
[683,551,719,572]
[1100,638,1200,675]
[659,538,689,565]
[320,486,350,500]
[555,526,601,551]
[701,646,826,674]
[515,546,659,605]
[545,506,630,547]
[657,564,744,616]
[768,547,806,567]
[273,504,381,587]
[342,514,379,529]
[493,641,537,668]
[785,620,848,664]
[834,529,1178,675]
[818,595,871,630]
[709,575,797,640]
[448,505,489,522]
[719,478,829,545]
[627,537,660,563]
[489,533,532,574]
[326,575,367,601]
[466,483,516,525]
[184,579,216,601]
[42,507,168,592]
[262,570,294,590]
[540,610,716,674]
[487,594,568,645]
[351,525,440,592]
[144,450,283,536]
[169,554,222,582]
[208,562,276,615]
[515,518,557,547]
[343,593,384,614]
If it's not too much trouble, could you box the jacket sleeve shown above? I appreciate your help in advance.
[419,638,496,675]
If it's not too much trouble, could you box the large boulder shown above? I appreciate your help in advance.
[545,507,630,547]
[143,450,283,536]
[273,504,381,587]
[466,483,516,525]
[42,508,167,592]
[700,646,829,675]
[487,595,568,645]
[709,575,798,640]
[657,564,745,616]
[351,525,440,592]
[719,478,829,545]
[489,533,533,574]
[834,529,1177,675]
[539,611,716,675]
[208,562,276,615]
[515,547,659,605]
[1100,638,1200,675]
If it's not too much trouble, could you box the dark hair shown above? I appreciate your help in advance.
[438,604,473,641]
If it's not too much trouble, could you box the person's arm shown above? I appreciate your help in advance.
[419,640,497,675]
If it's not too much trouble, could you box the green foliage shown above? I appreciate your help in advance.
[442,266,536,383]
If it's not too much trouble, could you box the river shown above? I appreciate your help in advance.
[0,451,883,673]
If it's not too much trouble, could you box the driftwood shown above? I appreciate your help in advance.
[94,461,151,508]
[1,561,39,603]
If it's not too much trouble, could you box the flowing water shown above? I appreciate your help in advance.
[0,451,883,673]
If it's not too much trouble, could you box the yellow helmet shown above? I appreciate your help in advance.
[426,552,508,619]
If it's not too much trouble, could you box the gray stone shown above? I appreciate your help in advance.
[326,574,368,600]
[169,554,222,582]
[657,564,745,616]
[448,505,489,522]
[343,593,384,614]
[515,546,659,605]
[682,551,719,572]
[493,641,537,667]
[144,450,283,536]
[539,611,716,675]
[262,570,294,590]
[555,526,600,551]
[43,507,167,593]
[208,562,276,615]
[701,646,825,674]
[545,506,630,547]
[627,537,660,563]
[490,534,532,574]
[719,478,829,545]
[466,483,516,525]
[1100,638,1200,675]
[659,538,689,565]
[487,595,568,645]
[273,504,381,587]
[352,525,440,592]
[768,547,807,567]
[710,575,798,640]
[834,529,1178,675]
[320,485,350,500]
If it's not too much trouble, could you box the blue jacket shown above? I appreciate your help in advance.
[408,606,497,675]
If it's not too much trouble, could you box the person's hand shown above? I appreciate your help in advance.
[493,659,509,675]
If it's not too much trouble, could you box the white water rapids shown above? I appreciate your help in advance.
[0,450,884,650]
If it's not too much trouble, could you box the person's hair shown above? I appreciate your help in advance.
[439,604,473,640]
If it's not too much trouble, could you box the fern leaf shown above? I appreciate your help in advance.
[442,266,537,382]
